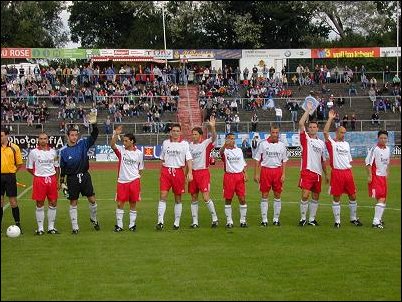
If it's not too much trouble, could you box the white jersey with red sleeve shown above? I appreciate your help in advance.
[190,138,214,170]
[253,138,288,168]
[26,147,59,177]
[299,129,326,175]
[113,145,144,183]
[160,139,192,168]
[221,147,246,173]
[325,136,352,169]
[365,145,390,176]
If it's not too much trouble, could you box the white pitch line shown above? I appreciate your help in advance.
[3,185,33,210]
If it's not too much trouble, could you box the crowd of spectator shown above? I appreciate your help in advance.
[1,61,401,134]
[1,63,186,133]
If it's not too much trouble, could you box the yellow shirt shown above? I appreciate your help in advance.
[1,143,23,173]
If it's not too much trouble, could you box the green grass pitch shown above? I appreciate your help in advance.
[1,162,400,301]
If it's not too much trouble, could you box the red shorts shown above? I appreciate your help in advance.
[32,175,58,202]
[223,172,246,200]
[298,170,322,193]
[116,178,141,202]
[260,166,283,193]
[160,166,185,195]
[368,175,387,199]
[330,169,356,196]
[188,169,210,194]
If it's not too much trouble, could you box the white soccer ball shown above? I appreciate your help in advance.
[6,225,21,238]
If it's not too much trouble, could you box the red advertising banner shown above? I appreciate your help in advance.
[312,47,380,59]
[1,48,32,58]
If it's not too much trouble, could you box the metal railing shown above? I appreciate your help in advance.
[4,120,400,136]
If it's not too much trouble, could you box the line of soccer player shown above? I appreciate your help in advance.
[0,103,391,234]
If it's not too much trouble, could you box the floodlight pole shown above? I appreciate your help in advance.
[397,0,400,76]
[162,3,168,69]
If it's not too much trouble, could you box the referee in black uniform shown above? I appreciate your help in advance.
[1,127,24,232]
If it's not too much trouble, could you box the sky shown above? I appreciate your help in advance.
[60,3,81,48]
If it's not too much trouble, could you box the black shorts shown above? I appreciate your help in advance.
[1,173,17,197]
[66,172,95,200]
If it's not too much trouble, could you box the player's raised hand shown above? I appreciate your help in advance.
[209,116,216,128]
[114,125,123,135]
[328,109,336,119]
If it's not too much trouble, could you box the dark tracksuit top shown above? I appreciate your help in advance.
[59,125,98,178]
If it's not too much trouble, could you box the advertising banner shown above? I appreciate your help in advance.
[216,131,395,158]
[380,47,402,58]
[311,47,381,59]
[7,135,65,160]
[1,48,31,58]
[214,49,242,59]
[173,49,215,60]
[242,49,311,59]
[97,49,172,60]
[95,145,163,161]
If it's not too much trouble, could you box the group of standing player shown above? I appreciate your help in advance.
[0,101,392,234]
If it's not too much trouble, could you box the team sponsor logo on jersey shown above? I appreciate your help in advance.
[166,149,182,156]
[335,145,349,155]
[122,155,138,165]
[191,151,202,159]
[264,150,281,157]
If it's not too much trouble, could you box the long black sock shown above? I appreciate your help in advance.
[12,206,20,224]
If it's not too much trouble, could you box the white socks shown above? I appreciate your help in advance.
[129,210,137,228]
[309,200,318,222]
[260,199,268,223]
[206,200,218,222]
[191,201,199,225]
[332,201,341,224]
[191,200,218,225]
[300,200,309,221]
[174,203,182,227]
[273,199,281,222]
[89,202,98,222]
[349,200,357,221]
[225,205,233,224]
[157,200,166,224]
[116,209,124,228]
[116,209,137,229]
[47,206,57,230]
[36,206,45,232]
[69,205,78,230]
[239,204,247,224]
[37,206,58,231]
[373,203,386,225]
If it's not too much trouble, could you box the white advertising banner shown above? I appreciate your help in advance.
[98,49,173,59]
[380,47,401,58]
[242,49,311,59]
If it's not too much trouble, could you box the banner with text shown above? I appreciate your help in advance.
[311,47,381,59]
[95,145,163,161]
[216,131,396,158]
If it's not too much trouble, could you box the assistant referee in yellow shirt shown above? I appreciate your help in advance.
[1,127,23,232]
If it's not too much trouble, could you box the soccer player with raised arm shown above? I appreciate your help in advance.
[27,132,60,235]
[220,132,248,228]
[59,119,100,234]
[254,124,288,226]
[365,130,391,229]
[156,124,193,230]
[297,102,329,227]
[188,116,218,228]
[324,110,362,228]
[111,125,144,232]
